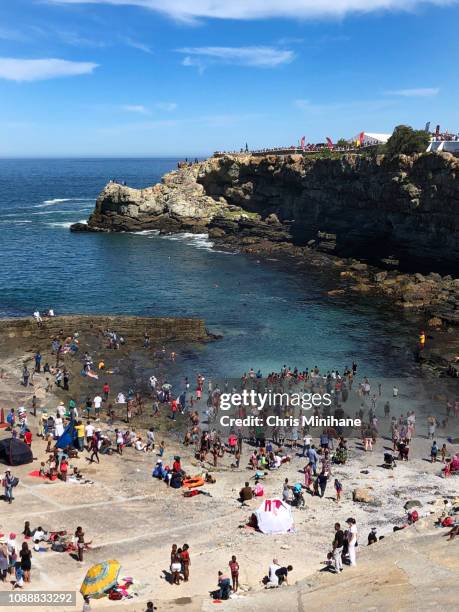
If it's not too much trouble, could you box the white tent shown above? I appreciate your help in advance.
[362,132,391,145]
[255,498,294,534]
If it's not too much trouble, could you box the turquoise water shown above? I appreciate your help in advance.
[0,158,418,378]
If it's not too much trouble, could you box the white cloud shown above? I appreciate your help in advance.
[294,97,396,114]
[121,104,150,113]
[49,0,459,22]
[155,102,177,111]
[0,58,98,82]
[178,46,294,68]
[0,27,27,42]
[385,87,440,97]
[120,36,153,54]
[57,31,107,48]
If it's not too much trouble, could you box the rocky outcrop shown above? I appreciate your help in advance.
[75,152,459,273]
[78,162,257,233]
[197,152,459,273]
[72,152,459,325]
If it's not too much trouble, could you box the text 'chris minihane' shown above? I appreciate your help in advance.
[219,390,332,411]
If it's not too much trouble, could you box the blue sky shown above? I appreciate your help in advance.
[0,0,458,156]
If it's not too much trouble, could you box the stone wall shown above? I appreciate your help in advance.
[0,315,208,343]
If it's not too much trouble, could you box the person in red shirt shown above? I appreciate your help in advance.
[60,459,68,482]
[102,383,110,401]
[180,544,190,581]
[171,399,178,420]
[172,456,181,473]
[23,430,32,446]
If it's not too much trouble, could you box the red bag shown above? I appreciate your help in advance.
[442,516,454,527]
[108,590,122,600]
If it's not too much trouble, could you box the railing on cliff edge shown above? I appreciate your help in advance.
[212,145,372,157]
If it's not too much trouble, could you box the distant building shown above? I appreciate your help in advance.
[426,140,459,153]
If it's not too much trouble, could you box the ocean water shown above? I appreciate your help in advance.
[0,158,419,378]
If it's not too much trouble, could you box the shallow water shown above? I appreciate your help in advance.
[0,158,420,378]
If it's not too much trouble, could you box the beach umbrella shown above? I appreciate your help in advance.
[80,560,121,599]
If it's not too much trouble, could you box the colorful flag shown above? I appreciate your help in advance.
[359,131,365,145]
[300,136,305,149]
[326,137,334,150]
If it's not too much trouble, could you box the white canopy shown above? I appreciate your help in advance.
[255,498,294,534]
[363,132,391,144]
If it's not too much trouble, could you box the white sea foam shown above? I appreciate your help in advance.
[36,197,94,208]
[160,232,215,251]
[46,219,87,229]
[132,229,161,236]
[130,229,234,254]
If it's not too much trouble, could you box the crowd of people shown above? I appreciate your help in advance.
[1,320,458,609]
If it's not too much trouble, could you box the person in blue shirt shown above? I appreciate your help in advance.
[34,351,41,373]
[306,445,319,475]
[430,441,438,463]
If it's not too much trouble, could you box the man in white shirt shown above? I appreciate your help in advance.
[302,434,312,456]
[93,395,102,420]
[146,428,155,451]
[85,421,94,444]
[346,518,358,566]
[267,559,281,588]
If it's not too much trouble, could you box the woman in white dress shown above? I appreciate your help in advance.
[54,415,64,438]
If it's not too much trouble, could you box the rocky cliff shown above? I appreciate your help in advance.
[73,152,459,274]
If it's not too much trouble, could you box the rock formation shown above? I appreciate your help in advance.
[73,161,257,234]
[71,152,459,325]
[74,152,459,272]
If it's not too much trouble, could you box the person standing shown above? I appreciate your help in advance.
[332,523,344,573]
[334,479,342,502]
[317,470,328,498]
[63,369,70,391]
[180,544,190,582]
[19,542,32,582]
[3,470,15,504]
[75,527,85,562]
[93,394,102,421]
[170,544,181,585]
[431,440,438,463]
[75,421,85,452]
[306,445,319,475]
[34,351,41,373]
[22,365,30,387]
[346,518,358,566]
[427,416,436,440]
[0,540,8,582]
[31,395,38,417]
[7,533,18,575]
[302,432,312,457]
[85,396,92,420]
[88,434,100,464]
[229,555,239,591]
